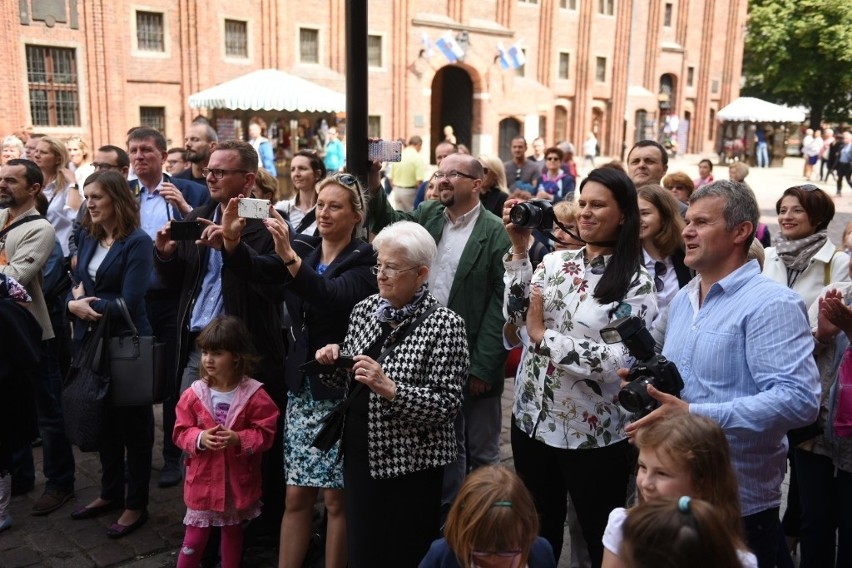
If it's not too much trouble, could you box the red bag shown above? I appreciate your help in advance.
[834,348,852,438]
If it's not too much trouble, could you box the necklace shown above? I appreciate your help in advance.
[101,237,115,248]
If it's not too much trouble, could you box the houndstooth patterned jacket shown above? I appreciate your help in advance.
[325,293,469,479]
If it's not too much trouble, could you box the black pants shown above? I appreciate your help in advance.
[511,423,632,567]
[99,403,154,510]
[144,293,181,465]
[743,506,793,568]
[836,163,852,195]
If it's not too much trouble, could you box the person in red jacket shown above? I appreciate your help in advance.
[174,316,279,568]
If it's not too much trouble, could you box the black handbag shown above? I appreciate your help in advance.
[109,298,167,407]
[62,310,112,452]
[311,304,439,452]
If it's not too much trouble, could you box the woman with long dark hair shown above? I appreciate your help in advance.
[502,167,657,566]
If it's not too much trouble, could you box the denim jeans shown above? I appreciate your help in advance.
[15,340,76,493]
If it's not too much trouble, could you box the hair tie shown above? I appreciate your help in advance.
[678,496,691,513]
[493,501,512,508]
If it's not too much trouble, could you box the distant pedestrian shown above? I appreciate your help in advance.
[174,316,279,568]
[583,132,598,168]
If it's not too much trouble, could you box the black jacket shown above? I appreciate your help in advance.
[154,201,286,400]
[224,233,377,400]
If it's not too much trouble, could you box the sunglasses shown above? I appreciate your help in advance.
[795,184,820,192]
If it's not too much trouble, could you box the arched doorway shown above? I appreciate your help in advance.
[498,118,522,162]
[431,67,473,162]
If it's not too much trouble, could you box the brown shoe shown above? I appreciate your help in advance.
[31,489,74,516]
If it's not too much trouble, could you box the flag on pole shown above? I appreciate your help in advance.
[435,32,464,63]
[496,42,511,70]
[508,43,526,69]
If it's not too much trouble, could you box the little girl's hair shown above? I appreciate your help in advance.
[621,497,741,568]
[444,465,539,568]
[196,316,260,379]
[634,414,744,546]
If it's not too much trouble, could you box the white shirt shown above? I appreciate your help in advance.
[429,203,481,306]
[87,242,110,282]
[43,181,78,257]
[643,248,678,327]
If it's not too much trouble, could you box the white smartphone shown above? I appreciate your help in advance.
[237,198,270,219]
[368,139,403,162]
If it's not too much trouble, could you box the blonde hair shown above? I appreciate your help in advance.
[444,466,539,567]
[37,136,70,180]
[253,169,279,202]
[65,136,91,162]
[477,154,509,194]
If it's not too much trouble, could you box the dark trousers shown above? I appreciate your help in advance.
[836,163,852,195]
[99,403,154,510]
[144,293,181,465]
[743,506,792,568]
[344,452,443,568]
[511,422,632,567]
[795,448,852,568]
[13,339,76,492]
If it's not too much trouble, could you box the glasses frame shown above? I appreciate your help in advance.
[201,168,250,180]
[91,162,122,171]
[370,264,418,278]
[433,170,478,181]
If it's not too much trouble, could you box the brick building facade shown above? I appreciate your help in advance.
[1,0,746,160]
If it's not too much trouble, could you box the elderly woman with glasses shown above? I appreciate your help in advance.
[221,172,376,568]
[315,220,469,567]
[662,172,695,205]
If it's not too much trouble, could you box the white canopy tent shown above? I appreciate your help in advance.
[188,69,346,113]
[716,97,806,124]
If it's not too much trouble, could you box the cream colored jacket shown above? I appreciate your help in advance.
[763,239,849,309]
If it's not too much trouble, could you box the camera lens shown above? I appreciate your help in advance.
[618,379,655,413]
[510,202,545,229]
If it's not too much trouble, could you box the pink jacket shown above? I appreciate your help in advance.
[174,378,279,512]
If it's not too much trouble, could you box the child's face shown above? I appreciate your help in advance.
[636,447,695,502]
[553,215,583,251]
[201,349,239,385]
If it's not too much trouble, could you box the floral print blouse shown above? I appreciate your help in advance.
[503,248,657,450]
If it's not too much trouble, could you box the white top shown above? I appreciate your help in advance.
[643,249,678,329]
[43,181,79,257]
[762,240,849,309]
[583,136,597,156]
[87,242,110,282]
[429,203,481,306]
[602,507,758,568]
[275,197,317,235]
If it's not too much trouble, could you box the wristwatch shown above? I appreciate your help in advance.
[284,255,299,266]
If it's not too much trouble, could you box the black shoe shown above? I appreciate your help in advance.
[71,500,124,520]
[158,461,182,488]
[31,488,74,516]
[106,509,148,539]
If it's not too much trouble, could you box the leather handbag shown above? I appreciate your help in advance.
[109,298,167,407]
[62,310,112,451]
[312,304,439,452]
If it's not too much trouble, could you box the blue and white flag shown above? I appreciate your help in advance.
[508,43,526,69]
[497,42,511,70]
[435,32,464,63]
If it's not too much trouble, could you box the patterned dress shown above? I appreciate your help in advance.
[503,247,657,449]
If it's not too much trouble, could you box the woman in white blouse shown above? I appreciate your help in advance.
[502,167,657,566]
[31,137,81,258]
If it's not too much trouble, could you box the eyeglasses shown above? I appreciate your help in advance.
[796,184,820,192]
[92,162,122,171]
[666,184,688,191]
[327,173,365,210]
[433,170,478,181]
[546,156,561,161]
[201,168,249,180]
[370,264,418,278]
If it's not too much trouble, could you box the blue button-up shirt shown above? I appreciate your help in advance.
[663,260,820,516]
[189,206,224,331]
[139,179,170,291]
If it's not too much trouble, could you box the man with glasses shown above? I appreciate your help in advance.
[154,140,285,542]
[504,137,540,192]
[368,152,511,520]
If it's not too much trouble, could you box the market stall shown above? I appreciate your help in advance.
[716,96,806,167]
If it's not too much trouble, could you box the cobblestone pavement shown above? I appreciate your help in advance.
[3,155,831,567]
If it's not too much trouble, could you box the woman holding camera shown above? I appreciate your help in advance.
[221,173,376,568]
[315,221,468,567]
[503,167,657,566]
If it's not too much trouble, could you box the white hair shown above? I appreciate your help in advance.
[372,221,437,268]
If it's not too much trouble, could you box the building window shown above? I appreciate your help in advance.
[224,19,248,58]
[300,28,319,63]
[595,57,607,82]
[368,115,381,139]
[598,0,614,15]
[663,3,673,27]
[519,0,539,4]
[711,79,720,94]
[687,66,695,87]
[515,48,527,77]
[26,45,79,127]
[367,35,382,67]
[136,11,165,52]
[140,107,166,134]
[560,0,578,8]
[558,52,570,80]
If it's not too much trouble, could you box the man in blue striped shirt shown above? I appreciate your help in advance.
[627,180,821,568]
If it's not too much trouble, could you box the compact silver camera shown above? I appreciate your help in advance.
[237,197,270,219]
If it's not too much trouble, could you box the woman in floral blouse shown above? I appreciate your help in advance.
[502,167,657,566]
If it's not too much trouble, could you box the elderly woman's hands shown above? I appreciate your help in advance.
[353,354,397,401]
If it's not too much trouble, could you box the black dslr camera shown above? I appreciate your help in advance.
[601,316,684,415]
[509,199,556,230]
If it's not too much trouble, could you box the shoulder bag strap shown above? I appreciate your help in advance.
[113,297,139,337]
[336,303,440,412]
[0,214,43,240]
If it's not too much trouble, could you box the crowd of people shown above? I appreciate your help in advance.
[1,124,852,568]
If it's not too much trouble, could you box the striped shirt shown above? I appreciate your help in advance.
[663,259,820,516]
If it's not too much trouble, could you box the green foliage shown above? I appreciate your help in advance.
[743,0,852,125]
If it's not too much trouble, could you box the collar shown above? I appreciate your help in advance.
[443,202,481,227]
[138,176,164,196]
[689,259,760,298]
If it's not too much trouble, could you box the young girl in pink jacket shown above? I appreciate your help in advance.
[174,316,279,568]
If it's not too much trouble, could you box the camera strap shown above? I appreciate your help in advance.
[544,218,616,249]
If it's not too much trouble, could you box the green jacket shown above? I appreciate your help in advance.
[369,190,510,397]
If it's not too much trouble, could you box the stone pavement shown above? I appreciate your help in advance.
[3,154,832,567]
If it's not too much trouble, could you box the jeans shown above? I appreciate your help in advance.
[757,142,769,167]
[15,340,76,493]
[795,448,852,568]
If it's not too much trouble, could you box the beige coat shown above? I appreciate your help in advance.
[0,207,56,339]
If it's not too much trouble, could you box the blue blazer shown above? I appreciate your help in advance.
[70,228,153,340]
[128,174,210,220]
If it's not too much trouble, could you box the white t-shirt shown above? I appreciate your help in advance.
[87,242,111,282]
[602,507,758,568]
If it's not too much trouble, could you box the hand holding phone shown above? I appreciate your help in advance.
[238,198,270,219]
[170,221,203,241]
